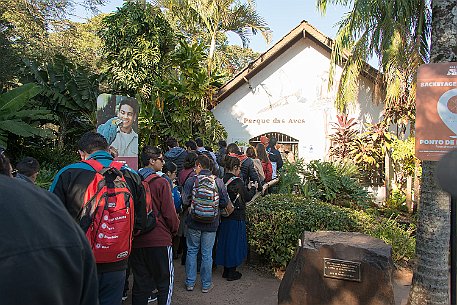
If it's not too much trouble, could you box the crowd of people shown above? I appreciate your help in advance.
[0,133,284,305]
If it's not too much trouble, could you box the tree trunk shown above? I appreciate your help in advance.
[408,1,457,304]
[207,31,217,72]
[407,161,450,305]
[208,31,217,60]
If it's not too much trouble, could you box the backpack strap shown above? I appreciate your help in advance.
[225,176,239,187]
[184,171,193,184]
[224,176,240,205]
[144,173,161,183]
[82,159,104,172]
[109,161,124,171]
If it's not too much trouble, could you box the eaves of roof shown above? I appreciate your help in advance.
[213,20,379,107]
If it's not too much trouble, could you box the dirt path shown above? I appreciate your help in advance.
[124,261,412,305]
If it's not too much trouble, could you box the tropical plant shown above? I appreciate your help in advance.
[408,1,457,304]
[391,137,420,189]
[21,56,100,149]
[215,43,260,80]
[316,0,430,135]
[328,114,358,160]
[0,83,54,148]
[154,0,271,68]
[0,0,106,63]
[141,40,227,147]
[303,159,372,209]
[278,158,306,194]
[98,1,176,99]
[350,122,394,185]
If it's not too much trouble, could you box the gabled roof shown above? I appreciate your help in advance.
[214,20,378,105]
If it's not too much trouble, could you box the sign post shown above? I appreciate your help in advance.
[417,62,457,305]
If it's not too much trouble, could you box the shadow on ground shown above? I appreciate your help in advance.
[123,260,412,305]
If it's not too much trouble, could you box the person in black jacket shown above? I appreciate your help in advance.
[216,155,256,281]
[266,137,283,177]
[226,143,262,191]
[0,175,98,305]
[50,131,146,305]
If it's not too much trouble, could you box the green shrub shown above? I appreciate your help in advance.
[353,211,416,262]
[278,159,305,194]
[36,162,59,190]
[247,194,358,268]
[303,160,373,209]
[277,159,372,209]
[246,194,415,270]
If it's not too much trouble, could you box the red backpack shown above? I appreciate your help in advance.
[78,160,134,263]
[134,173,161,236]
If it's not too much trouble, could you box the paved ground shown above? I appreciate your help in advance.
[123,260,412,305]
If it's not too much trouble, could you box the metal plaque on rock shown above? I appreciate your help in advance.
[323,258,361,282]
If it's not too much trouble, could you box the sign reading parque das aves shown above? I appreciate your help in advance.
[415,63,457,161]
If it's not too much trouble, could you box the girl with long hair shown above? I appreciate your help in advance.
[256,143,272,182]
[216,155,256,281]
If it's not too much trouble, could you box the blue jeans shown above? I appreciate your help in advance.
[185,228,216,289]
[98,270,126,305]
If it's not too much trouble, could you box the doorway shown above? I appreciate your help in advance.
[249,132,299,162]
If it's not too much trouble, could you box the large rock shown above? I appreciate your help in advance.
[278,231,395,305]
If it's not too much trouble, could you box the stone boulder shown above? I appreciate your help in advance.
[278,231,395,305]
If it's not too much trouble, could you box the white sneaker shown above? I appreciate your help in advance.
[201,284,214,293]
[121,292,128,301]
[148,294,158,303]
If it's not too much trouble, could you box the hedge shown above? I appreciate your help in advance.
[246,194,415,269]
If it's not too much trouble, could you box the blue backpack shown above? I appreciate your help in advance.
[172,186,182,213]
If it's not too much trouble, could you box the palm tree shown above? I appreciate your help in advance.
[407,1,457,304]
[316,0,430,136]
[154,0,271,67]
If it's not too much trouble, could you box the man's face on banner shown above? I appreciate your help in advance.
[118,103,136,133]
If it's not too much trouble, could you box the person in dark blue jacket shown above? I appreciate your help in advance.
[181,155,229,293]
[164,137,188,175]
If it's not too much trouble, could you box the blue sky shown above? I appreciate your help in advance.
[75,0,349,53]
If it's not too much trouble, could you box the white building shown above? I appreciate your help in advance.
[212,21,383,162]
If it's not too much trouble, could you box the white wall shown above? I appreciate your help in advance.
[212,37,383,161]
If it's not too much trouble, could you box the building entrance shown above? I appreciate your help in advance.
[249,132,299,163]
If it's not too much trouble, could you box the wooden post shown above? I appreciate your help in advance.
[406,176,413,212]
[384,153,392,203]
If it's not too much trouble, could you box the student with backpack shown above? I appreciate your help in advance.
[161,161,183,259]
[266,137,283,178]
[164,137,188,175]
[256,143,273,182]
[216,155,256,281]
[181,155,229,293]
[245,146,266,183]
[226,143,262,191]
[177,151,198,266]
[132,146,180,305]
[50,132,146,305]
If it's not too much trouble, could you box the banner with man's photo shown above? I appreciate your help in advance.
[96,94,139,170]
